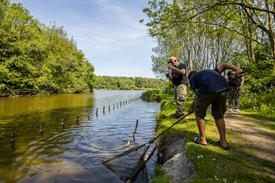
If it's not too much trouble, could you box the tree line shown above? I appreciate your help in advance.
[94,76,166,90]
[0,0,95,96]
[142,0,274,117]
[142,0,274,73]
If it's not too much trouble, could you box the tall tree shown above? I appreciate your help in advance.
[0,0,95,96]
[143,0,275,77]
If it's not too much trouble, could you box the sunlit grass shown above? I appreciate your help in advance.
[152,97,275,183]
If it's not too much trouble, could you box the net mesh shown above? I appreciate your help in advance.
[103,114,189,182]
[103,144,156,182]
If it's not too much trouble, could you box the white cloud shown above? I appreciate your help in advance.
[11,0,156,77]
[64,0,149,56]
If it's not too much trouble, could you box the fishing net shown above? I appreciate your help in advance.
[102,113,189,182]
[102,143,156,182]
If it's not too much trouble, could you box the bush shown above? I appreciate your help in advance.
[141,89,163,102]
[239,45,275,119]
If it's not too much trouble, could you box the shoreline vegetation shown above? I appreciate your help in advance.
[94,76,166,90]
[142,89,275,183]
[0,0,166,97]
[1,75,166,97]
[0,0,94,97]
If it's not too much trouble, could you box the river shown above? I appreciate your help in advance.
[0,90,159,183]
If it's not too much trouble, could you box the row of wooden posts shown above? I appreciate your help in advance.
[9,97,140,145]
[95,98,138,117]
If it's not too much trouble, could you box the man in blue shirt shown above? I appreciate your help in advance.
[167,57,188,118]
[188,63,242,150]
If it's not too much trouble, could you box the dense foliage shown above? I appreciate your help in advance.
[142,0,274,75]
[0,0,95,96]
[94,76,166,90]
[240,46,275,118]
[143,0,275,118]
[141,89,163,102]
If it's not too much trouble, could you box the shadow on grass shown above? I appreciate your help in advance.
[156,116,275,183]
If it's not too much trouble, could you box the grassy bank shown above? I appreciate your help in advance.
[142,90,275,183]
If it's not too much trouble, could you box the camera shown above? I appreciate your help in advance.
[167,58,174,64]
[228,71,245,78]
[166,69,172,79]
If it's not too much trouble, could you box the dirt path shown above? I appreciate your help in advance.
[225,112,275,176]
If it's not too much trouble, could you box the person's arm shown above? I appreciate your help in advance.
[168,63,186,75]
[217,63,241,74]
[177,68,186,75]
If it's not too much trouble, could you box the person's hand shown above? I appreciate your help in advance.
[235,68,242,76]
[168,63,175,70]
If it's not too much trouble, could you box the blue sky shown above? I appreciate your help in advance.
[11,0,156,78]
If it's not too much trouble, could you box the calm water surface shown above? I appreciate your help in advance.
[0,90,159,183]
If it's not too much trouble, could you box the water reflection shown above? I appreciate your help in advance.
[0,90,158,183]
[0,93,95,182]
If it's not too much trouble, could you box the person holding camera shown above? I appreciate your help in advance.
[227,71,244,113]
[188,63,242,150]
[167,56,188,118]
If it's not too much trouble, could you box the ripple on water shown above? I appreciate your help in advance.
[0,90,159,183]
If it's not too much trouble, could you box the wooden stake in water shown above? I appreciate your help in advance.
[87,114,90,120]
[113,104,115,110]
[103,106,106,115]
[96,108,99,118]
[61,118,65,129]
[108,105,111,113]
[10,131,16,144]
[132,119,139,141]
[76,114,80,124]
[40,123,45,135]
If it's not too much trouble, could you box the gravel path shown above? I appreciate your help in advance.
[225,112,275,176]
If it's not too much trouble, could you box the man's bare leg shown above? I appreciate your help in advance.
[215,118,229,147]
[196,116,207,144]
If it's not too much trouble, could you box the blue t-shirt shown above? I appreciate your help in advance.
[190,69,229,95]
[171,63,188,86]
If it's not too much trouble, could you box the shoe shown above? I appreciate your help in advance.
[228,108,233,112]
[235,109,240,113]
[193,136,208,146]
[217,141,230,150]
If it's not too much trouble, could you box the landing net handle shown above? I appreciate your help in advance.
[126,144,157,183]
[102,113,190,164]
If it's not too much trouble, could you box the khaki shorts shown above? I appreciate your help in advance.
[195,91,228,119]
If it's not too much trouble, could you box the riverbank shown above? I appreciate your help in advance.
[148,94,275,183]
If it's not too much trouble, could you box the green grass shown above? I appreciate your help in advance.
[152,98,275,183]
[240,109,275,129]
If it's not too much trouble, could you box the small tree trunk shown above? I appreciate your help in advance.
[267,31,275,57]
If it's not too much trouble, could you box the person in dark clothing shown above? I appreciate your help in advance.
[167,57,188,118]
[188,63,242,150]
[227,71,244,112]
